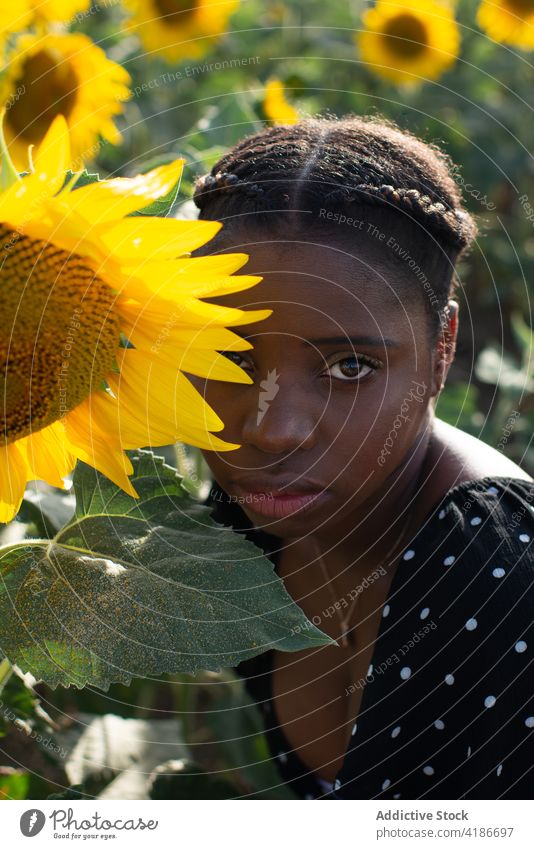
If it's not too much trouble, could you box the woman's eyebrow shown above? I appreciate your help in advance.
[234,331,399,347]
[301,335,400,348]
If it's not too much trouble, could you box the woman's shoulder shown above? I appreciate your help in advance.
[429,416,532,487]
[420,416,533,536]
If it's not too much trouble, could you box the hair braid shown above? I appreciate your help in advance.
[192,115,478,337]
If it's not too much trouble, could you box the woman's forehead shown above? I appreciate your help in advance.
[202,236,422,335]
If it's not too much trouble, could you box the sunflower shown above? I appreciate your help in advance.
[356,0,460,86]
[0,32,131,171]
[0,5,33,41]
[29,0,91,23]
[477,0,534,49]
[123,0,240,62]
[0,114,271,523]
[262,79,299,125]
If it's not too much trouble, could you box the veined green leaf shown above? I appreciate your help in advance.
[0,451,333,690]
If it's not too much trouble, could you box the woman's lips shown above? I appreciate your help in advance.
[229,486,329,520]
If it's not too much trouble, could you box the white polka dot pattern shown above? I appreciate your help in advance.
[228,477,534,800]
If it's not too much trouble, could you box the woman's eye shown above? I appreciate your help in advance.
[323,354,381,382]
[220,351,253,372]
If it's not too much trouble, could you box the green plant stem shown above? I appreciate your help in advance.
[0,657,13,696]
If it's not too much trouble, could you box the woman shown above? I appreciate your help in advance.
[189,115,534,799]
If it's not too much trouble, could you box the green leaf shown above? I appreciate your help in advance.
[475,346,534,392]
[62,169,100,191]
[0,768,30,800]
[510,311,534,375]
[0,451,333,690]
[130,180,182,218]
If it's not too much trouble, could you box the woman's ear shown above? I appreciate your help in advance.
[431,299,459,397]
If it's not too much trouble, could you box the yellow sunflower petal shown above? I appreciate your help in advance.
[116,317,254,357]
[0,5,33,39]
[263,79,299,125]
[20,421,76,489]
[112,267,262,304]
[0,117,71,222]
[0,443,29,524]
[97,219,223,261]
[75,389,180,451]
[100,249,254,298]
[63,407,137,497]
[174,348,253,382]
[60,160,186,224]
[29,0,91,23]
[32,114,72,192]
[112,350,225,432]
[160,300,272,327]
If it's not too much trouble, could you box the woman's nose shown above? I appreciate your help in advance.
[240,370,318,453]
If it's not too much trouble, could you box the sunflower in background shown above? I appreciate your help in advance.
[122,0,240,62]
[0,114,270,522]
[0,0,91,49]
[262,79,299,125]
[0,6,33,42]
[0,32,131,170]
[477,0,534,49]
[356,0,460,86]
[28,0,91,23]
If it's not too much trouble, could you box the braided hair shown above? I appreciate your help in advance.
[192,115,478,339]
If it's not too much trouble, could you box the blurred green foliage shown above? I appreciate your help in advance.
[1,0,533,800]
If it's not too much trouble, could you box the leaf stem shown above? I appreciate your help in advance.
[0,108,21,189]
[0,657,13,695]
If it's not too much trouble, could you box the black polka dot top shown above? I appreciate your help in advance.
[203,476,534,799]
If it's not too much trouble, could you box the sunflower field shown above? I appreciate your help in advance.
[0,0,533,801]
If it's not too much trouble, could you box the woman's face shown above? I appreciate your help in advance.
[189,231,454,541]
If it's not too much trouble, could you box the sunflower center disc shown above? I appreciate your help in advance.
[506,0,534,13]
[154,0,197,24]
[382,14,428,58]
[6,49,78,145]
[0,226,120,445]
